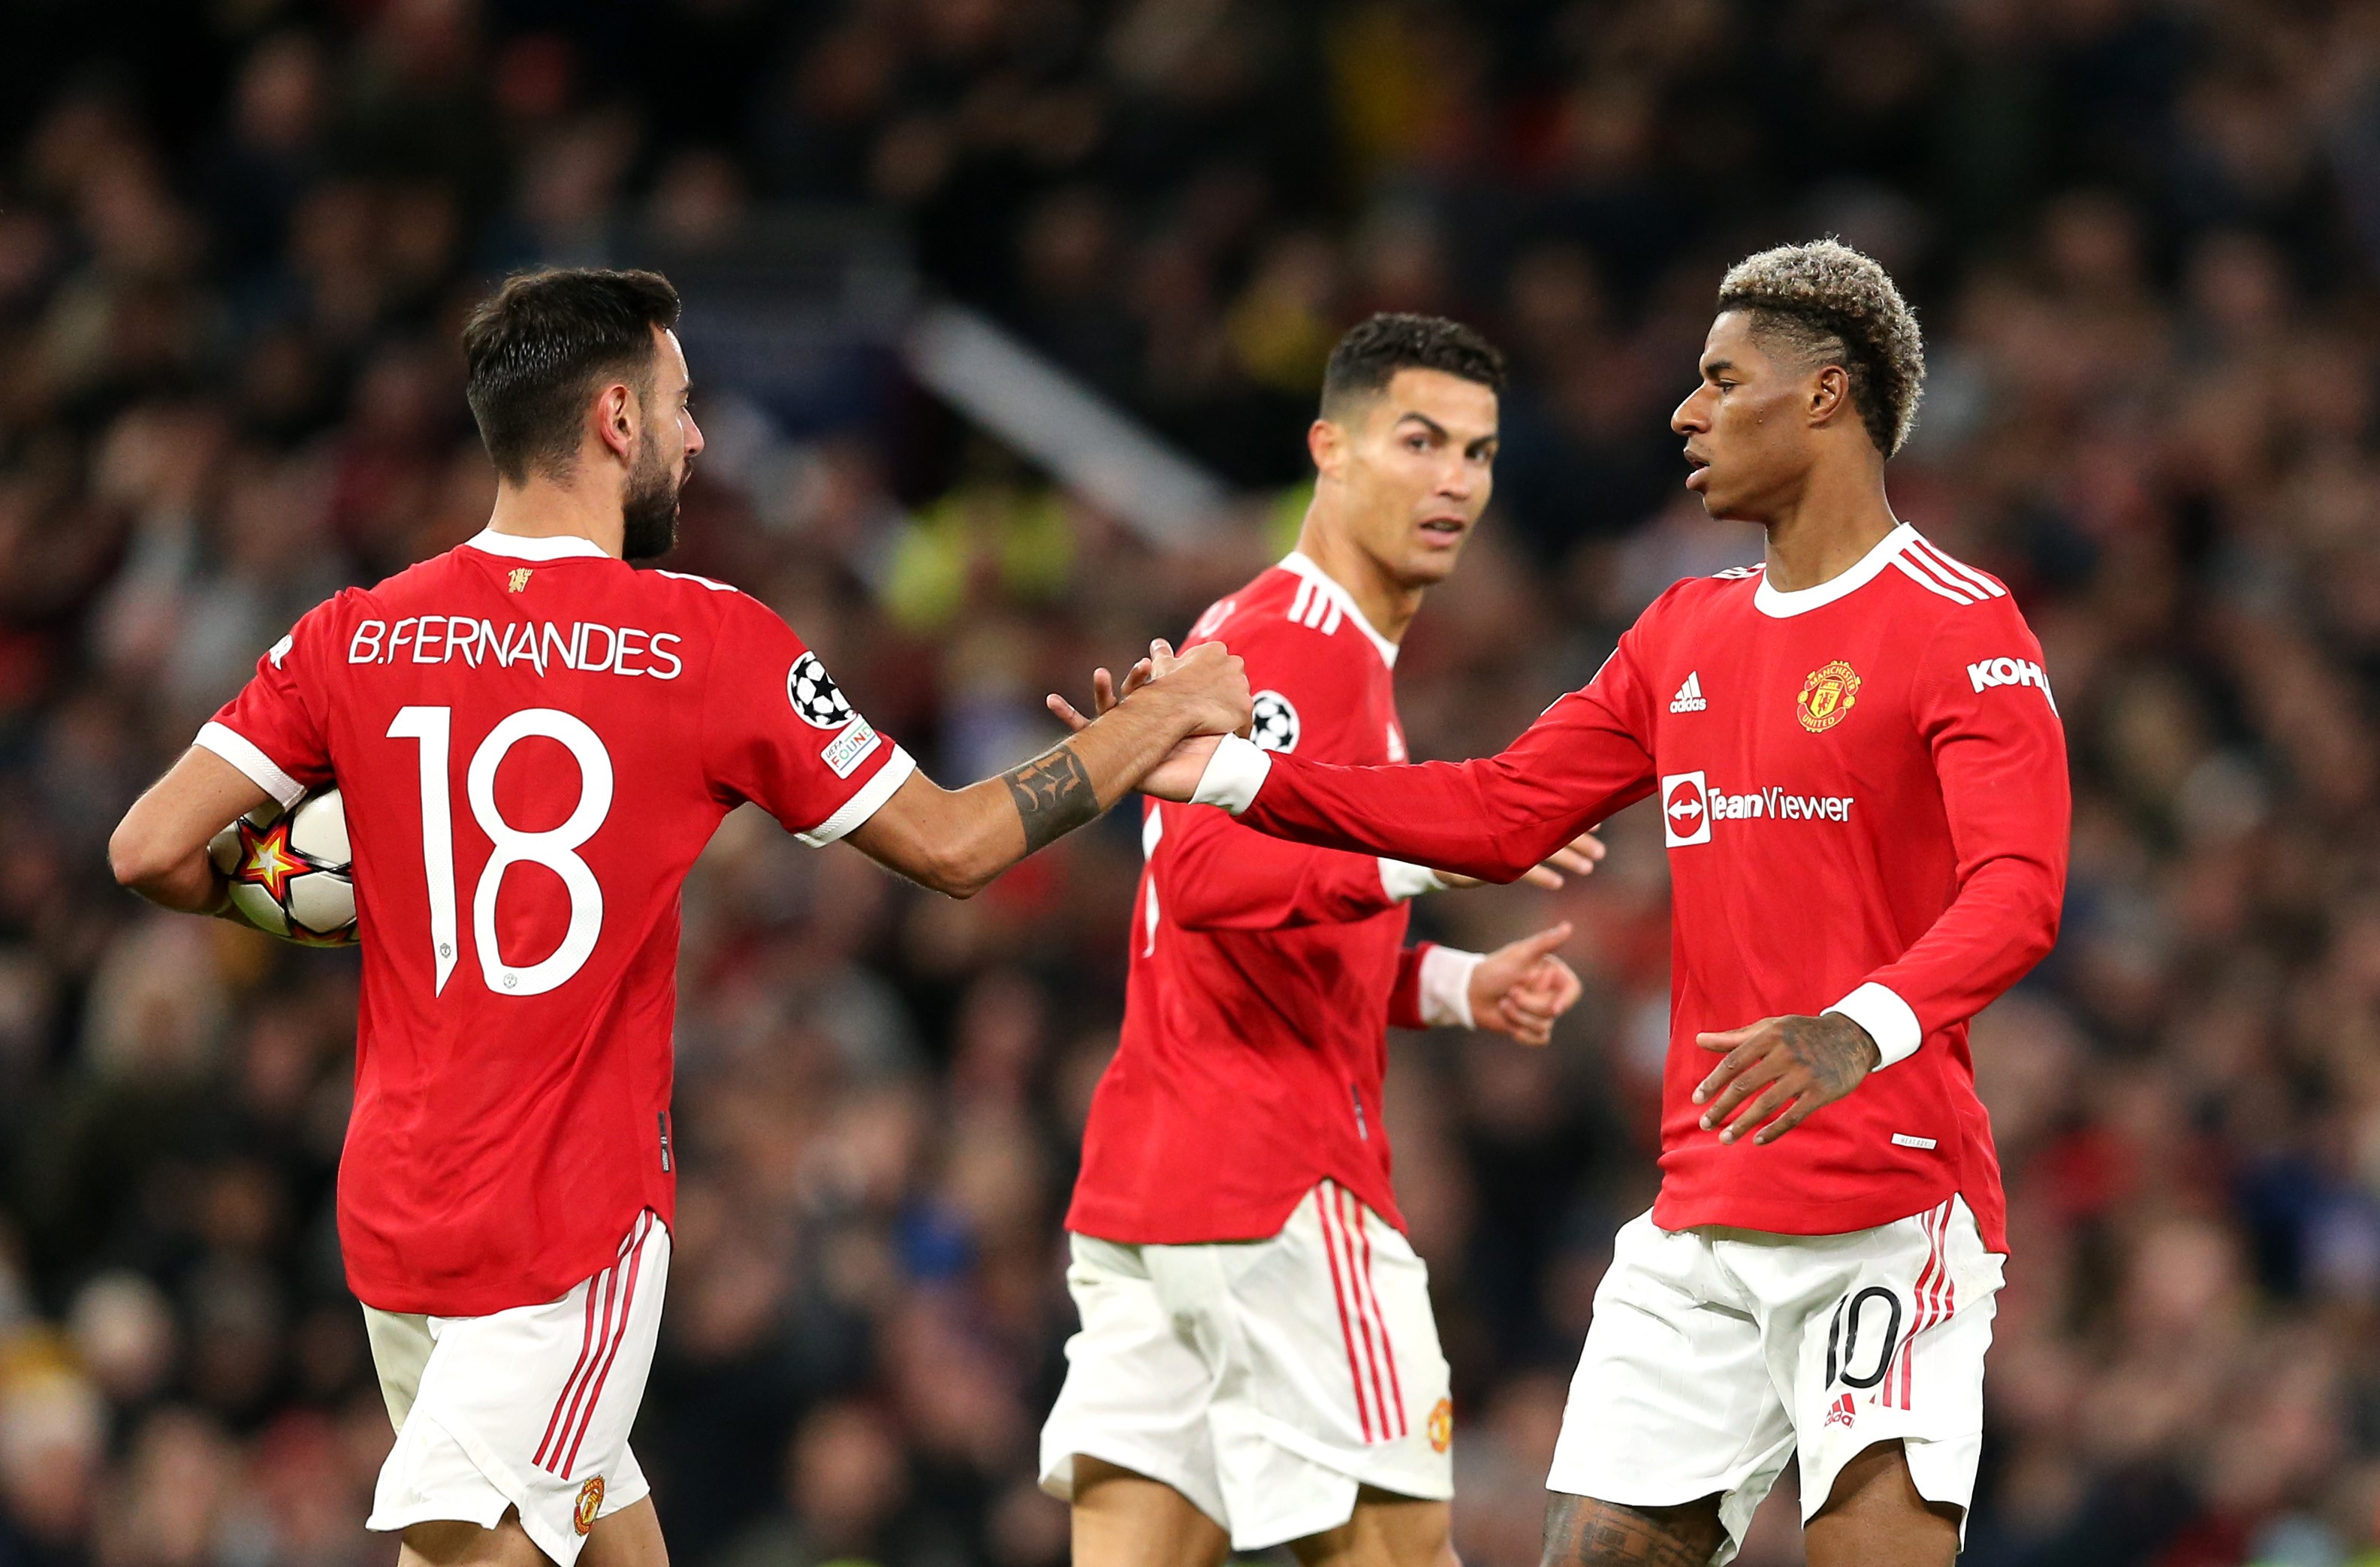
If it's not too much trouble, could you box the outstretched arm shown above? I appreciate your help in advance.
[1138,689,1657,883]
[846,640,1249,899]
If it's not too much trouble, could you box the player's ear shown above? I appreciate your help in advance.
[1308,416,1342,477]
[1808,364,1851,429]
[593,380,637,463]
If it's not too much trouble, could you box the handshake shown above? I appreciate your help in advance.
[1045,638,1252,803]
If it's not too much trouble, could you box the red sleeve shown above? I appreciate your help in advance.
[1159,602,1407,929]
[197,596,342,806]
[699,595,916,845]
[1843,600,2070,1050]
[1157,799,1404,928]
[1235,622,1663,881]
[1387,944,1431,1030]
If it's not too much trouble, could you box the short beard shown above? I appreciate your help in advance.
[620,436,682,563]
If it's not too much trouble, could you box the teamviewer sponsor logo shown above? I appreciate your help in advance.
[1662,771,1711,846]
[1664,771,1856,847]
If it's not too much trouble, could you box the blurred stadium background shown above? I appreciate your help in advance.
[0,2,2371,1564]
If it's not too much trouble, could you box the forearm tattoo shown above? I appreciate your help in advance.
[1002,744,1100,853]
[1543,1495,1724,1567]
[1786,1013,1882,1098]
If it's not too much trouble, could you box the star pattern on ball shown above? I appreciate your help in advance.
[234,818,309,902]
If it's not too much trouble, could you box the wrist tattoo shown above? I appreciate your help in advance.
[1002,744,1100,853]
[1787,1013,1881,1095]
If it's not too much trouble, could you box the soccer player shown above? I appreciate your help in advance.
[1125,243,2070,1566]
[104,268,1250,1567]
[1038,316,1598,1567]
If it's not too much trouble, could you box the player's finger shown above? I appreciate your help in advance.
[1045,694,1093,732]
[1092,667,1118,714]
[1570,831,1607,861]
[1503,987,1561,1025]
[1118,658,1156,697]
[1519,865,1564,889]
[1539,958,1584,1016]
[1720,1081,1799,1143]
[1753,1095,1823,1145]
[1698,1049,1781,1125]
[1693,1023,1772,1099]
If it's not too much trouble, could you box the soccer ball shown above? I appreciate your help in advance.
[208,789,357,946]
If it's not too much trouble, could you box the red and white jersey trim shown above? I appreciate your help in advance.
[1280,553,1399,668]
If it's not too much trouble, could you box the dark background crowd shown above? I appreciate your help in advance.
[0,2,2375,1565]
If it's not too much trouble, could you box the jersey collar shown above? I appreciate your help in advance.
[1278,551,1400,669]
[463,528,614,563]
[1751,522,1916,619]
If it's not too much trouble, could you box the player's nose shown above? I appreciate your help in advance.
[1670,389,1707,433]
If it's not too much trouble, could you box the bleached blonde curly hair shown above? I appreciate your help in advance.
[1715,239,1924,458]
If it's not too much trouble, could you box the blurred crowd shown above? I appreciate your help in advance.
[8,2,2380,1566]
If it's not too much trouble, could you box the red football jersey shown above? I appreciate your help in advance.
[1201,526,2070,1251]
[199,530,913,1315]
[1067,554,1452,1245]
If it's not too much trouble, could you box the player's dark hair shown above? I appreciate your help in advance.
[1320,313,1507,416]
[462,267,683,484]
[1715,240,1925,458]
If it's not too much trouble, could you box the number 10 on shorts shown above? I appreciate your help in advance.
[389,706,614,997]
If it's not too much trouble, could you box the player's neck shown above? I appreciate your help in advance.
[1757,468,1899,593]
[1293,515,1420,644]
[487,477,626,560]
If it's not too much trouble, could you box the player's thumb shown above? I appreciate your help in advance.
[1507,921,1573,960]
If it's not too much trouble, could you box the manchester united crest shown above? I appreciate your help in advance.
[1796,660,1861,733]
[1427,1397,1455,1453]
[574,1477,605,1535]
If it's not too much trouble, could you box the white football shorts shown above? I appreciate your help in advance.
[1039,1180,1454,1550]
[363,1211,669,1566]
[1548,1197,2002,1565]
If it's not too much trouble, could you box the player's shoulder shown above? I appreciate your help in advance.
[1187,557,1391,670]
[1877,532,2043,651]
[1629,562,1765,637]
[1883,531,2017,614]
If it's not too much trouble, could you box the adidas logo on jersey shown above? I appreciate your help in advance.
[1670,672,1707,714]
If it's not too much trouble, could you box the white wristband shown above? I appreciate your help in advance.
[1189,732,1272,814]
[1378,859,1449,901]
[1418,945,1483,1029]
[1826,983,1923,1068]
